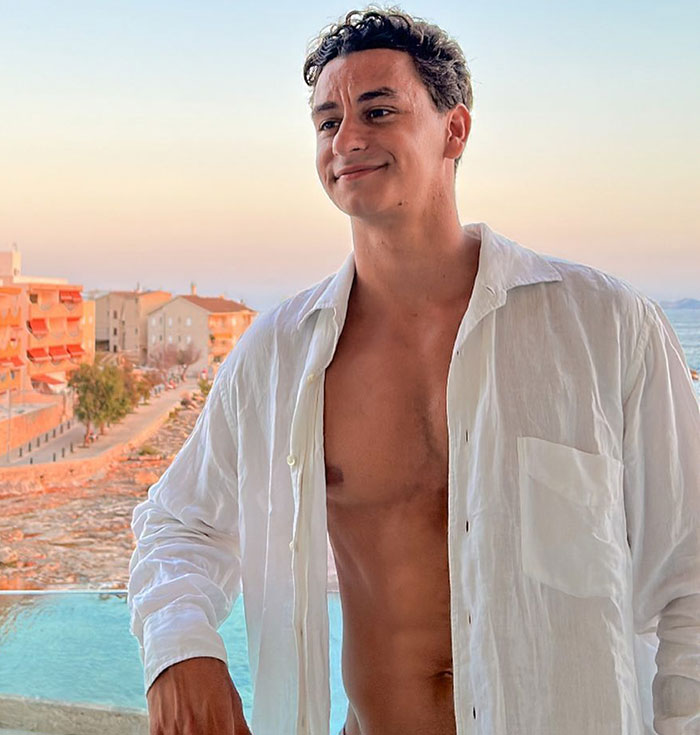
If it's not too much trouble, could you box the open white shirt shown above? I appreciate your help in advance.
[128,222,700,735]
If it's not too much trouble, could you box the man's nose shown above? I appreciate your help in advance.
[332,114,368,157]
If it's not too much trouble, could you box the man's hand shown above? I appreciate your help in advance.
[146,656,252,734]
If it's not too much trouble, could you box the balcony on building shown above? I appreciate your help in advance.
[27,347,51,364]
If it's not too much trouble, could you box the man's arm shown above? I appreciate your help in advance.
[127,357,245,711]
[622,299,700,734]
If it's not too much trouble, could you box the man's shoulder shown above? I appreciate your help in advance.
[219,271,335,373]
[538,251,655,321]
[529,250,660,380]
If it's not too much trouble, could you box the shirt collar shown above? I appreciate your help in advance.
[295,221,562,332]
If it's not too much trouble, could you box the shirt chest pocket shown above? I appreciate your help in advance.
[516,436,626,598]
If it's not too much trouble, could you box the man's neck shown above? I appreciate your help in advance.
[349,208,481,319]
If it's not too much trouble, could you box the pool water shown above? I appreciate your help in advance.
[0,591,348,731]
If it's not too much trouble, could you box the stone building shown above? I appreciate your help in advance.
[94,290,171,364]
[146,289,256,378]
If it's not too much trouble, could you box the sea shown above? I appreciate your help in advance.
[664,306,700,401]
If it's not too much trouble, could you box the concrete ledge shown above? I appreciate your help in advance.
[0,695,147,735]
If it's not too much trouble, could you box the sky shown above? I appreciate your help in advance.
[1,0,698,311]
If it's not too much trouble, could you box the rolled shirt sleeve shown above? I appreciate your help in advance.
[127,357,241,694]
[622,299,700,733]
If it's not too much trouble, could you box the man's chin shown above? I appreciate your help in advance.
[331,196,393,220]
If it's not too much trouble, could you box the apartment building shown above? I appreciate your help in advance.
[0,247,94,453]
[0,247,94,394]
[94,289,171,364]
[146,288,256,378]
[0,285,23,396]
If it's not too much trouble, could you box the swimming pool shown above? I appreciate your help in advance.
[0,590,349,731]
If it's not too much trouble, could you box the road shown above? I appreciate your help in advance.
[0,379,197,467]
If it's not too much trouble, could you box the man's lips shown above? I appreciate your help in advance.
[335,164,386,181]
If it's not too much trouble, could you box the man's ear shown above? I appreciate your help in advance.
[444,104,471,162]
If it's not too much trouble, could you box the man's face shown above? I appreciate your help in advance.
[311,47,457,220]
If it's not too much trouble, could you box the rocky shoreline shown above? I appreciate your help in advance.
[0,397,205,591]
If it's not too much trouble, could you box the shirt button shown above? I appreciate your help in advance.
[289,540,296,551]
[306,372,316,383]
[287,454,297,466]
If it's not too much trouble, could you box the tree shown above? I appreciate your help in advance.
[150,341,202,380]
[149,344,178,371]
[69,357,157,444]
[68,363,102,444]
[120,356,150,410]
[96,364,129,433]
[136,379,152,405]
[176,342,202,380]
[198,376,212,398]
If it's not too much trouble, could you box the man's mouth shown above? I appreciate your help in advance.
[336,164,386,181]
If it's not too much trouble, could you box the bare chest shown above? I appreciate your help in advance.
[322,308,464,572]
[323,331,453,510]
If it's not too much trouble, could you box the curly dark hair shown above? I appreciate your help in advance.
[303,6,473,169]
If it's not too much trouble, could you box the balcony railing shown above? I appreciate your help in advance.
[29,302,84,320]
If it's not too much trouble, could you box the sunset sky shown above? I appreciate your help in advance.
[1,1,698,311]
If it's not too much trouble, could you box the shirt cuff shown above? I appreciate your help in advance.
[142,603,229,695]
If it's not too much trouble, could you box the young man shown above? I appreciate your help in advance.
[128,9,700,735]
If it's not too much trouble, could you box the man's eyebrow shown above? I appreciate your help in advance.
[311,86,399,116]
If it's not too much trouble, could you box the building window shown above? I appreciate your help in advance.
[177,335,181,342]
[113,310,117,319]
[159,315,163,324]
[151,336,156,344]
[29,293,38,304]
[168,317,172,326]
[113,327,117,336]
[168,335,172,343]
[186,335,191,343]
[135,327,138,334]
[159,335,163,342]
[151,317,155,326]
[186,317,191,326]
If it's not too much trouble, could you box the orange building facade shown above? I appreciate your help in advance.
[0,248,95,454]
[24,283,94,390]
[0,286,24,395]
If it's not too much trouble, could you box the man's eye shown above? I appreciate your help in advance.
[319,120,337,132]
[368,108,391,119]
